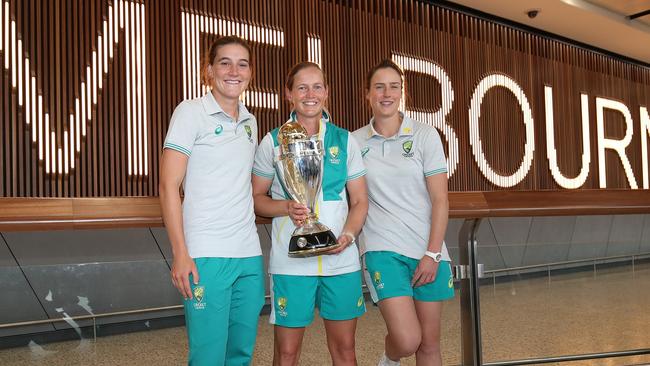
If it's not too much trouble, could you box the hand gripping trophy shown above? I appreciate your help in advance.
[275,121,340,257]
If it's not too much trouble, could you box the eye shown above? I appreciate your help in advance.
[238,62,250,68]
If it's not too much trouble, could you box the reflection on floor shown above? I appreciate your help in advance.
[0,263,648,365]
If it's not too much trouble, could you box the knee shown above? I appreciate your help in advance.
[416,337,441,357]
[328,337,356,362]
[274,344,300,365]
[389,331,422,357]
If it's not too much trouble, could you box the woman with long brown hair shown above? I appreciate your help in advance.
[353,59,454,366]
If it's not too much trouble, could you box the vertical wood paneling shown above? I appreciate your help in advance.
[1,0,649,196]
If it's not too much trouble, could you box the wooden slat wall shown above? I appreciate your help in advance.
[1,0,649,197]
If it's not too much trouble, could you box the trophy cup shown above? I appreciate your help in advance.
[275,121,340,257]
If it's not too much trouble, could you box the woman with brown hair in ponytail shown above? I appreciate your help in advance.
[160,36,264,365]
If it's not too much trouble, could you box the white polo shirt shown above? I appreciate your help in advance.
[352,114,451,261]
[253,118,366,276]
[163,92,261,258]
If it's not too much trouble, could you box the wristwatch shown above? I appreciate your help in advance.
[424,251,442,263]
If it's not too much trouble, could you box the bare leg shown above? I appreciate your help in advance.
[273,325,306,366]
[413,300,443,366]
[323,318,358,366]
[377,296,422,362]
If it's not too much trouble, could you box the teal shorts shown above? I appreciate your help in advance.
[363,251,454,303]
[270,271,366,327]
[184,256,265,366]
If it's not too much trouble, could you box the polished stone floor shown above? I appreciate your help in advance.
[0,263,648,365]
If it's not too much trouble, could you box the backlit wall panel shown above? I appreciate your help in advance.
[1,0,649,197]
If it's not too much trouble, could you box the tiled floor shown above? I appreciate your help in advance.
[1,263,649,365]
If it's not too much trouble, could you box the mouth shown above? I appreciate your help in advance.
[224,80,242,85]
[379,101,394,106]
[302,101,319,106]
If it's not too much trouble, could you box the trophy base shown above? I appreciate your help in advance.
[288,230,340,257]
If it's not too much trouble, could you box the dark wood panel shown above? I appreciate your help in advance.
[1,0,649,197]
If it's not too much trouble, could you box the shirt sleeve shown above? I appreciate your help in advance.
[422,126,448,177]
[163,101,199,156]
[252,133,275,180]
[346,132,367,181]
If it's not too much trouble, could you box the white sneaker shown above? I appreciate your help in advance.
[378,352,400,366]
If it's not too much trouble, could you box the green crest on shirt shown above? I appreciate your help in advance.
[402,140,413,154]
[215,125,223,135]
[329,146,340,159]
[244,125,252,138]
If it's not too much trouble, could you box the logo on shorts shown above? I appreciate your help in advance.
[215,125,223,135]
[192,286,206,310]
[244,125,253,142]
[329,146,340,164]
[357,296,364,307]
[402,140,414,157]
[448,277,454,289]
[277,297,288,317]
[373,271,384,290]
[361,146,370,158]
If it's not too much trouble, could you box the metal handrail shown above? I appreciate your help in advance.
[484,251,650,274]
[482,347,650,366]
[0,294,274,331]
[0,304,184,329]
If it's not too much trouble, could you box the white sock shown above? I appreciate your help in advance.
[378,352,400,366]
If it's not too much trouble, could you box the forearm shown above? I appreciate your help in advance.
[427,198,448,253]
[341,199,368,237]
[254,193,291,218]
[159,184,189,258]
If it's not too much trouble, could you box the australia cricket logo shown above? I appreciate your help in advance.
[244,125,253,142]
[373,271,384,290]
[329,146,340,164]
[277,297,288,317]
[402,140,414,157]
[192,286,206,310]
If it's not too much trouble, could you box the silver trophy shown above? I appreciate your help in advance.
[275,121,339,257]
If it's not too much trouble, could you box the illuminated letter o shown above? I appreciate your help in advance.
[468,74,535,188]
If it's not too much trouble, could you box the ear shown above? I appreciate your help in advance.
[206,64,214,80]
[285,87,293,104]
[365,88,370,102]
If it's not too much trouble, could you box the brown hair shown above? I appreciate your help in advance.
[365,59,404,90]
[285,62,327,90]
[201,36,252,86]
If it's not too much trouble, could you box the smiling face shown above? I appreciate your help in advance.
[285,66,328,121]
[206,43,251,104]
[366,67,403,120]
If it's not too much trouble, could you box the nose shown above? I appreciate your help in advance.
[227,63,238,75]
